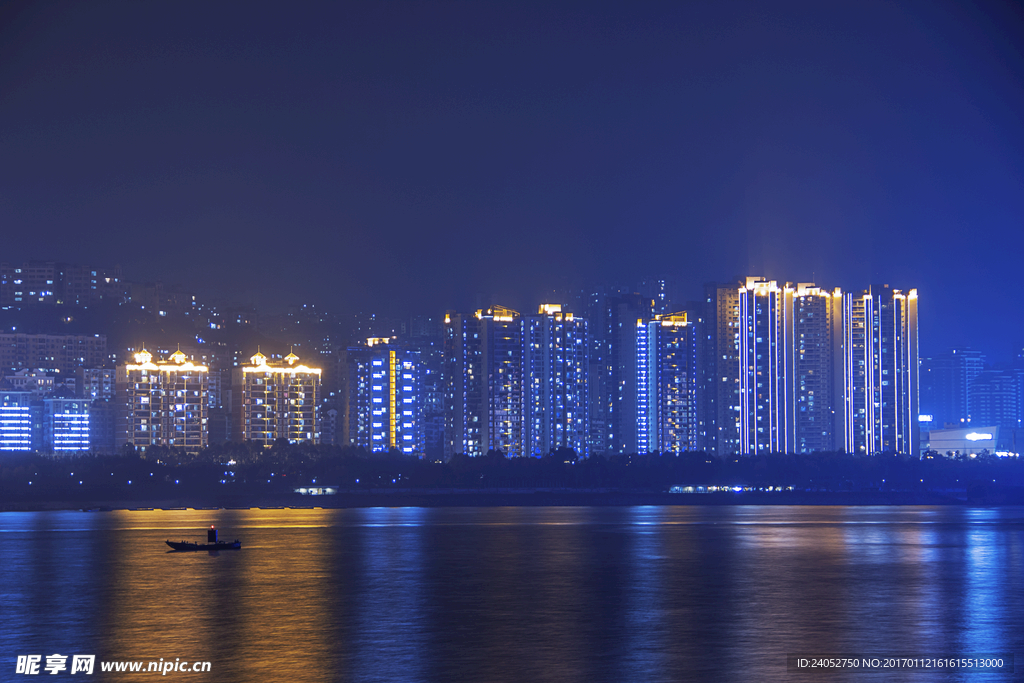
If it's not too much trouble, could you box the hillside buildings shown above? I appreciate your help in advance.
[0,333,108,376]
[0,261,124,308]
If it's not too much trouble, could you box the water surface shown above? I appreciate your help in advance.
[1,506,1021,682]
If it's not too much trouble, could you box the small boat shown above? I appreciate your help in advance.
[166,526,241,551]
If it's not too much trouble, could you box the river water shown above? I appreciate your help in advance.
[1,506,1022,682]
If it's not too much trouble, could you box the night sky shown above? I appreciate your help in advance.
[1,1,1022,359]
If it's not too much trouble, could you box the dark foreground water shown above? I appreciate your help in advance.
[1,506,1022,682]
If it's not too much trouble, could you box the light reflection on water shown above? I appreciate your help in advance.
[1,506,1021,682]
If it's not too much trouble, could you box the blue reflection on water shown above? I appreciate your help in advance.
[1,506,1022,683]
[351,508,427,682]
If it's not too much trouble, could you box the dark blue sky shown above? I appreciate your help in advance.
[1,1,1022,359]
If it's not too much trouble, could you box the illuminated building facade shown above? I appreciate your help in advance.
[523,304,589,457]
[346,339,422,454]
[793,284,844,453]
[704,277,870,455]
[443,313,483,457]
[479,306,524,457]
[115,348,209,452]
[589,292,654,455]
[703,277,796,455]
[41,396,90,452]
[923,426,1007,457]
[442,306,526,458]
[735,278,793,454]
[637,313,699,453]
[232,350,321,446]
[703,281,743,455]
[842,285,919,455]
[0,388,33,451]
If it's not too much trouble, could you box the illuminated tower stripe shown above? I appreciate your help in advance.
[389,349,397,450]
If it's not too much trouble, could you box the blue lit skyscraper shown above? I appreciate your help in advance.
[792,284,844,453]
[346,338,423,455]
[443,306,526,458]
[704,277,874,456]
[842,285,919,455]
[735,277,792,454]
[588,292,653,456]
[443,312,483,458]
[637,313,700,454]
[523,304,589,457]
[478,306,524,457]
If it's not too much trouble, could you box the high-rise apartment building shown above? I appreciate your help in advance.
[637,312,700,453]
[736,278,793,454]
[443,313,483,458]
[842,285,919,455]
[589,293,653,455]
[792,284,844,453]
[704,277,904,456]
[442,307,528,457]
[346,339,422,455]
[704,277,795,455]
[919,348,985,428]
[232,350,321,446]
[478,307,524,457]
[417,341,446,458]
[969,369,1022,431]
[637,278,671,315]
[115,348,209,453]
[522,304,589,457]
[703,280,743,456]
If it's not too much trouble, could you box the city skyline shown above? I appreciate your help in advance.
[5,255,1021,365]
[1,269,1021,462]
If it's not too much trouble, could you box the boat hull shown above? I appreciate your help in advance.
[166,540,241,551]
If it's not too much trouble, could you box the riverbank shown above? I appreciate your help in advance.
[4,486,1020,512]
